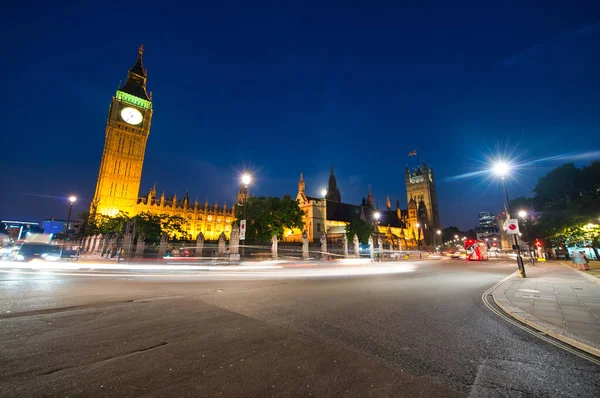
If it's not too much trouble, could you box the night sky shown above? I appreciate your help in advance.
[1,1,599,230]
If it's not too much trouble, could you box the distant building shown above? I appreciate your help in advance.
[42,219,80,236]
[0,220,43,241]
[475,211,502,249]
[477,211,498,233]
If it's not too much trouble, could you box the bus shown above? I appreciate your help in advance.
[464,239,489,261]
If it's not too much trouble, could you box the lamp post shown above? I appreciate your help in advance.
[373,211,380,259]
[416,222,421,251]
[493,161,526,277]
[321,189,327,239]
[437,229,442,248]
[519,210,535,265]
[65,195,77,240]
[240,174,251,258]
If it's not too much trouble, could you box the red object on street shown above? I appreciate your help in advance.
[464,240,489,261]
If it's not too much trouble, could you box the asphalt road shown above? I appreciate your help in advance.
[0,259,599,397]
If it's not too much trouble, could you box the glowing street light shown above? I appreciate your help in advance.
[518,210,534,265]
[437,229,443,247]
[65,195,77,240]
[241,174,251,186]
[491,159,525,277]
[240,173,252,257]
[454,234,459,239]
[492,161,510,178]
[321,189,328,240]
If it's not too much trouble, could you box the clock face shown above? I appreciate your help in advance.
[120,107,143,125]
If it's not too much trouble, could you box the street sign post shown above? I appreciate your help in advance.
[240,219,246,240]
[505,219,520,235]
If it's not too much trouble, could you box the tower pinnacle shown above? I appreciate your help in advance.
[118,45,150,100]
[298,173,305,194]
[326,165,341,202]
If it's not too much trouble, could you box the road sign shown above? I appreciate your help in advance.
[505,219,520,235]
[240,219,246,240]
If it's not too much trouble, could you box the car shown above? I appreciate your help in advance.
[14,243,63,262]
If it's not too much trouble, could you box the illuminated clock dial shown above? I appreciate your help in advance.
[120,107,143,125]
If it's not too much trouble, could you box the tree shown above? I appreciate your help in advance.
[581,161,600,195]
[97,211,131,236]
[235,195,304,242]
[513,162,600,258]
[346,218,373,244]
[158,214,186,238]
[533,163,582,211]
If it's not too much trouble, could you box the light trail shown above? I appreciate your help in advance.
[0,261,419,279]
[0,261,283,271]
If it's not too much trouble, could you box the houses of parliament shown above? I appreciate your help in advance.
[90,46,234,240]
[90,46,441,246]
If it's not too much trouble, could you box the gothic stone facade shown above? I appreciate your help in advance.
[287,164,441,249]
[90,46,233,240]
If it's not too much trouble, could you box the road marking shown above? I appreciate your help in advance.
[482,272,600,365]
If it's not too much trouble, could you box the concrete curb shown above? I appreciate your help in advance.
[491,273,600,358]
[559,261,600,286]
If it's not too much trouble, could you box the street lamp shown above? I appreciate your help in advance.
[65,195,77,240]
[454,234,458,240]
[321,189,327,240]
[374,212,381,235]
[437,229,442,247]
[416,222,421,251]
[518,210,535,265]
[492,160,525,277]
[240,174,251,257]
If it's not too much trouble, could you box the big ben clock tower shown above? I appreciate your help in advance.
[91,45,153,217]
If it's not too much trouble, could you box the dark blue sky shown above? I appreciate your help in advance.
[1,1,599,229]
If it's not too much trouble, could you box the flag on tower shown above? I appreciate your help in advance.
[408,149,418,157]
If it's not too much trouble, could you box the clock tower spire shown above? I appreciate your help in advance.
[90,46,154,217]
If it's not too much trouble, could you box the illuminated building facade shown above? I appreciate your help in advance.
[90,46,233,240]
[287,164,441,249]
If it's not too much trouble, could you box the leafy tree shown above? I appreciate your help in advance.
[84,211,188,242]
[235,195,304,242]
[97,211,131,236]
[346,218,373,244]
[533,163,582,211]
[158,214,186,238]
[512,162,600,257]
[132,212,162,241]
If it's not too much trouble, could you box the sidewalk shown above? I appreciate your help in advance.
[492,261,600,357]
